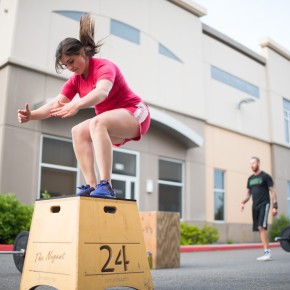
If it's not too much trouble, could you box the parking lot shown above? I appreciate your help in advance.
[1,246,289,289]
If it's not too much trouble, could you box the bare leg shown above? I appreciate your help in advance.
[89,119,113,183]
[258,226,269,250]
[89,109,139,184]
[71,119,97,187]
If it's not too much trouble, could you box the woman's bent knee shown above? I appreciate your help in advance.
[89,116,104,133]
[71,124,81,138]
[71,121,91,141]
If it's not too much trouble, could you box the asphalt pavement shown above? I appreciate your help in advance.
[1,246,289,290]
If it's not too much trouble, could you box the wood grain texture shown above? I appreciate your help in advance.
[140,211,180,269]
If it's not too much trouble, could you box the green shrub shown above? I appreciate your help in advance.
[180,222,202,245]
[180,222,219,245]
[269,214,290,242]
[41,190,51,199]
[0,193,34,244]
[201,224,219,244]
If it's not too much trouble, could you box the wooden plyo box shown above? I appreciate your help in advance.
[139,211,180,269]
[20,196,153,290]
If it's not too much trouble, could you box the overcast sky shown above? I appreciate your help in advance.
[194,0,290,54]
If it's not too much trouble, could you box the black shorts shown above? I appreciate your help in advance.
[252,203,270,231]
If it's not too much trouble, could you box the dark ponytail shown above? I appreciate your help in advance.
[55,14,103,73]
[79,14,102,57]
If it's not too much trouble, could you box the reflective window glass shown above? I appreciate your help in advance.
[283,98,290,143]
[113,151,136,176]
[159,160,182,183]
[158,159,183,217]
[42,137,77,167]
[214,169,225,221]
[158,43,181,62]
[111,19,140,44]
[159,184,182,215]
[40,136,78,198]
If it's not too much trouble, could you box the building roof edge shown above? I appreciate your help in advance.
[167,0,207,17]
[202,23,266,65]
[260,38,290,62]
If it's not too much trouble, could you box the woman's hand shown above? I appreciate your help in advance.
[50,101,79,118]
[17,104,31,123]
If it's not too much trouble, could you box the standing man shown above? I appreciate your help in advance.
[240,156,278,261]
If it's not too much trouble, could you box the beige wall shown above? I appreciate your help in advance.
[272,145,290,215]
[205,125,272,224]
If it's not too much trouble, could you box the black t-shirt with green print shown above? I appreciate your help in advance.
[247,171,273,208]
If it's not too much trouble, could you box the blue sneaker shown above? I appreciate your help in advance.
[90,180,116,198]
[76,185,95,196]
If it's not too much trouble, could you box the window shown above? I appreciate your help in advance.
[112,150,136,177]
[111,148,139,200]
[214,169,225,221]
[287,182,290,218]
[158,43,181,62]
[211,66,260,98]
[39,136,78,198]
[158,159,183,217]
[110,19,140,44]
[53,10,86,21]
[283,98,290,143]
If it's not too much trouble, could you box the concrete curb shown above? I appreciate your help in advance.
[1,243,281,252]
[180,242,280,252]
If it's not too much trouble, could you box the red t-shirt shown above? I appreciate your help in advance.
[60,57,142,114]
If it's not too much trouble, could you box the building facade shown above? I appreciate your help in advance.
[1,0,290,243]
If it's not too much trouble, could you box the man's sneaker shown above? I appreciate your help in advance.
[76,185,95,196]
[90,180,116,198]
[257,250,272,261]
